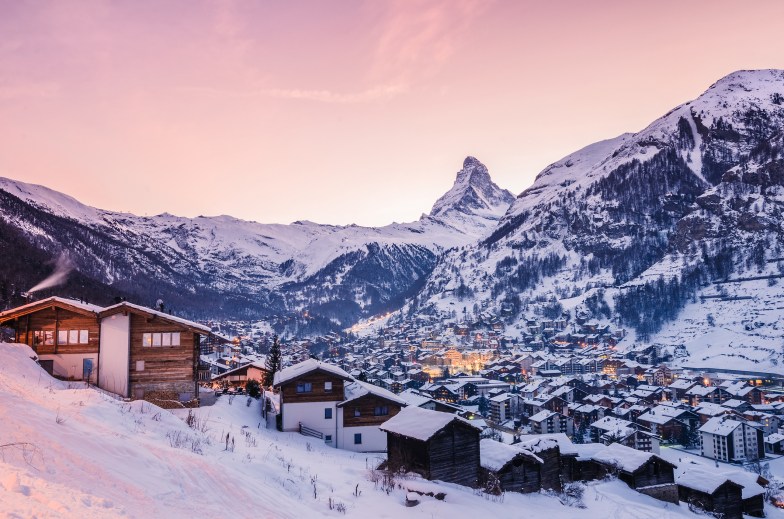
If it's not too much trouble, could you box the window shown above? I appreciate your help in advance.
[354,408,361,417]
[325,435,332,443]
[296,382,313,393]
[142,332,182,347]
[374,406,389,416]
[57,329,89,345]
[324,381,332,393]
[354,433,362,445]
[136,360,145,371]
[33,330,54,346]
[324,408,332,419]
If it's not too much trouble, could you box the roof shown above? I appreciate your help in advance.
[396,389,435,408]
[339,380,407,407]
[0,296,103,322]
[699,416,742,436]
[99,302,211,332]
[379,406,480,442]
[480,439,541,472]
[273,358,352,386]
[676,467,743,495]
[591,443,671,474]
[516,434,577,456]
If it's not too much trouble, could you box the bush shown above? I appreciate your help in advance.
[246,379,261,399]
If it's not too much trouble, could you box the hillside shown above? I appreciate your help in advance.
[406,69,784,372]
[0,342,747,518]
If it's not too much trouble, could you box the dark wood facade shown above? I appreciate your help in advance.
[124,312,200,402]
[481,453,543,494]
[677,480,744,519]
[339,393,402,427]
[617,457,675,489]
[386,421,480,487]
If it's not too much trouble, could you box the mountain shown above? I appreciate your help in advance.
[408,69,784,372]
[0,157,513,328]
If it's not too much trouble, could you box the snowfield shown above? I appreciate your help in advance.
[1,342,780,518]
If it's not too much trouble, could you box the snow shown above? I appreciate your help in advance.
[699,416,742,436]
[341,380,407,406]
[480,439,540,472]
[379,405,480,442]
[0,296,104,320]
[273,358,351,386]
[2,342,780,518]
[675,467,738,495]
[99,301,212,332]
[591,443,658,474]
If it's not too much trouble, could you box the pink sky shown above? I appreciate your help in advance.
[1,0,784,226]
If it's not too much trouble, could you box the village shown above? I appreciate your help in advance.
[2,295,784,518]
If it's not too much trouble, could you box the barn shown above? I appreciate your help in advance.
[380,406,481,487]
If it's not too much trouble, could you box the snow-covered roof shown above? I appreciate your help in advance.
[0,296,103,321]
[340,380,407,407]
[518,437,559,455]
[765,433,784,444]
[676,467,742,495]
[99,301,211,332]
[273,358,351,386]
[396,389,435,408]
[591,443,666,474]
[699,416,742,436]
[528,410,555,422]
[379,406,480,441]
[480,439,540,472]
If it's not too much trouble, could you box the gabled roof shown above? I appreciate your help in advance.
[98,302,211,333]
[676,467,743,495]
[379,406,480,442]
[591,443,674,474]
[0,296,103,323]
[338,380,407,407]
[480,439,541,472]
[273,358,352,386]
[699,416,742,436]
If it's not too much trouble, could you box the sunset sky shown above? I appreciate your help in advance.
[2,0,784,226]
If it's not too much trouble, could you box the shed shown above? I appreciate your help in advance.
[380,406,482,487]
[479,439,544,493]
[676,468,744,519]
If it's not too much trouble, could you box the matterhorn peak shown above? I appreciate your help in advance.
[429,156,515,220]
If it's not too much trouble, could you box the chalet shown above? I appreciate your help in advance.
[636,405,698,442]
[381,406,481,487]
[667,378,699,402]
[0,298,215,406]
[685,385,733,406]
[336,380,407,451]
[273,359,353,442]
[589,443,678,503]
[676,468,744,519]
[210,360,268,388]
[764,432,784,455]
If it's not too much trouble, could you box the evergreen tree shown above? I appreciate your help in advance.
[264,334,282,387]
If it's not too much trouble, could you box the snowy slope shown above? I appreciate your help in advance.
[405,69,784,372]
[1,342,762,518]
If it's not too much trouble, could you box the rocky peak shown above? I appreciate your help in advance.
[429,157,515,220]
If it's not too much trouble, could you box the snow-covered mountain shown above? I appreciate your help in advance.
[409,69,784,372]
[0,157,512,325]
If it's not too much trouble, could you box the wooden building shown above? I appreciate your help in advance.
[380,406,481,487]
[676,468,744,519]
[273,359,353,443]
[590,443,678,503]
[0,297,217,407]
[336,380,406,452]
[479,439,546,493]
[0,297,102,382]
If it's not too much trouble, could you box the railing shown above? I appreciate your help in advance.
[299,423,324,439]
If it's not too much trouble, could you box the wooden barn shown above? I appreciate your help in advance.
[380,406,481,487]
[676,468,744,519]
[590,443,678,503]
[0,297,102,382]
[479,437,563,493]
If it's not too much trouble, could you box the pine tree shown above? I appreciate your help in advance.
[264,335,282,387]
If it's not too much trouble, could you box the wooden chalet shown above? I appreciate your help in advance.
[380,406,481,487]
[336,380,407,452]
[273,359,353,443]
[211,360,268,387]
[0,297,102,381]
[0,297,219,407]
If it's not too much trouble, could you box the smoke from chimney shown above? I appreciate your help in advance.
[27,253,74,295]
